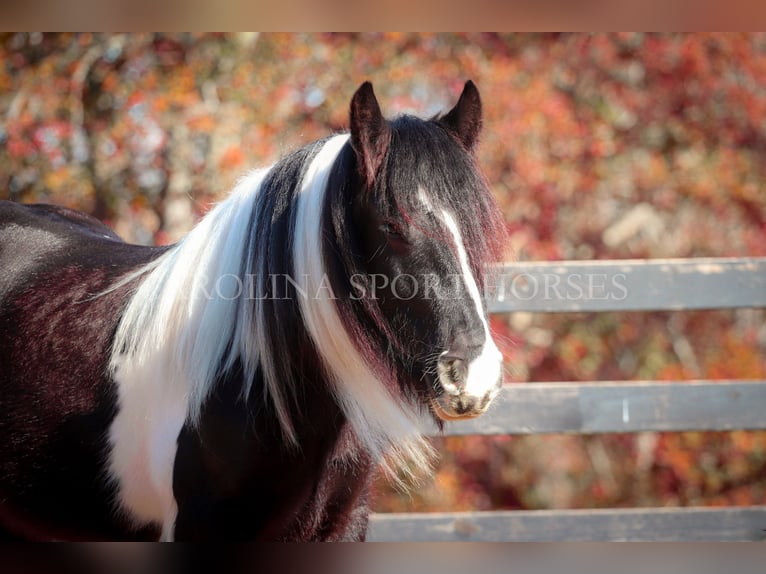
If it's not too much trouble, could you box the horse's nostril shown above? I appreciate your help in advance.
[439,354,467,383]
[445,358,461,372]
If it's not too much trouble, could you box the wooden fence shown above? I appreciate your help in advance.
[368,257,766,541]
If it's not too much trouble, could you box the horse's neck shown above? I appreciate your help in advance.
[172,368,372,540]
[200,361,360,461]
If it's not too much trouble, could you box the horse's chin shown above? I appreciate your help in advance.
[428,397,486,422]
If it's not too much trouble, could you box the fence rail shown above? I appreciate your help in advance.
[488,257,766,313]
[369,257,766,542]
[433,380,766,436]
[368,506,766,542]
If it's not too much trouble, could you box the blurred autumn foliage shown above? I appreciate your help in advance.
[1,33,765,513]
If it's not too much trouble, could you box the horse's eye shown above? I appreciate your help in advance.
[379,222,405,240]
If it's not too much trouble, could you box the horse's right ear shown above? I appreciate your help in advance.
[349,82,390,190]
[439,80,482,152]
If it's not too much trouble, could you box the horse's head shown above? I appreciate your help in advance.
[345,81,506,424]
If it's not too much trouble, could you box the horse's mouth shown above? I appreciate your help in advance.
[428,391,496,422]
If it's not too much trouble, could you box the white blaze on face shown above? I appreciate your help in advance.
[440,209,503,402]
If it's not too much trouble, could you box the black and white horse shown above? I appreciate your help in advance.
[0,81,506,540]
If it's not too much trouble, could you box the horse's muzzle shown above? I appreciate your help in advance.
[432,346,503,421]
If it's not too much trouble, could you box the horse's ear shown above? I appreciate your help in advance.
[349,81,390,189]
[440,80,482,152]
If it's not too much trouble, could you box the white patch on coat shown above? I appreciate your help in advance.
[108,168,271,534]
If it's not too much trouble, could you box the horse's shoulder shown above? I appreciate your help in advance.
[0,200,124,243]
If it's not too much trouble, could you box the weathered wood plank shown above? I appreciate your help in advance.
[487,257,766,313]
[430,381,766,436]
[367,506,766,542]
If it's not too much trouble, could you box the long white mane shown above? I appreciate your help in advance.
[109,135,432,480]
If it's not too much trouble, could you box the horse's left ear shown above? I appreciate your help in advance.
[440,80,482,152]
[350,81,391,190]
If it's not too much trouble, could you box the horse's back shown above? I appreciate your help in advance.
[1,200,124,275]
[0,200,123,240]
